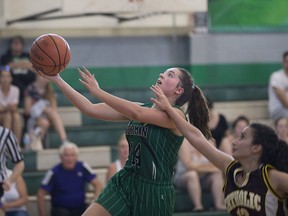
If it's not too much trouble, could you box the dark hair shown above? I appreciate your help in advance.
[250,123,288,173]
[206,97,213,110]
[232,115,250,130]
[283,51,288,60]
[175,68,211,139]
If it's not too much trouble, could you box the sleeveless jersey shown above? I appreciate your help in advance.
[124,103,184,182]
[223,161,286,216]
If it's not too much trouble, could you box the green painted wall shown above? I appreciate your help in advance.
[55,63,281,92]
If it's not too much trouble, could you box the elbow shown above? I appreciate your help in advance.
[23,195,29,204]
[129,107,143,121]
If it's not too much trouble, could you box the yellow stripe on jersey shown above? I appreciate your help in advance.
[262,164,285,200]
[223,160,237,192]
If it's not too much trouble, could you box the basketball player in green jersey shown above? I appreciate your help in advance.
[38,67,210,216]
[151,85,288,216]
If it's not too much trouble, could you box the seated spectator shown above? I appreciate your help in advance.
[0,66,22,142]
[1,169,28,216]
[0,36,35,106]
[173,138,225,212]
[274,117,288,143]
[24,74,68,149]
[0,126,24,200]
[106,133,129,183]
[228,115,250,142]
[37,143,103,216]
[207,98,231,155]
[268,51,288,121]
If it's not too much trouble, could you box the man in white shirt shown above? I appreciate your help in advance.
[268,51,288,121]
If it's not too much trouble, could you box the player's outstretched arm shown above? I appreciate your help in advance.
[37,71,128,122]
[78,67,182,129]
[151,85,233,172]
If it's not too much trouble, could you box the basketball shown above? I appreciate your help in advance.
[30,33,71,76]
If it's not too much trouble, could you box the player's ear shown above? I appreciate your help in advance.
[176,87,184,95]
[251,144,262,154]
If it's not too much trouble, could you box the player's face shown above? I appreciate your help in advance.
[61,148,78,170]
[232,126,255,160]
[156,68,183,97]
[118,138,129,160]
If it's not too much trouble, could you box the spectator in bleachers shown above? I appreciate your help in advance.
[24,74,68,149]
[0,36,36,107]
[1,169,28,216]
[207,98,231,155]
[268,51,288,121]
[274,117,288,143]
[37,143,103,216]
[106,133,129,183]
[173,138,225,212]
[0,66,22,142]
[231,116,250,140]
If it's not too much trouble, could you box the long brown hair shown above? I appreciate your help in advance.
[175,68,211,139]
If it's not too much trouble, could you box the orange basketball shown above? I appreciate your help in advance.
[30,33,71,76]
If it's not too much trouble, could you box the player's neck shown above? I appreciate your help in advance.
[239,159,261,174]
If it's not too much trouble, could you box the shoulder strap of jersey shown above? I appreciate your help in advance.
[262,164,286,200]
[222,160,237,192]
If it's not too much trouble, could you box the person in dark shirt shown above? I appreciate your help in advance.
[207,98,231,155]
[37,143,103,216]
[0,36,36,106]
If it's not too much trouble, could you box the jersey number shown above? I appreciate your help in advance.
[236,208,249,216]
[132,143,141,167]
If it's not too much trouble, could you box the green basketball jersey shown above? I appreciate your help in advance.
[124,103,184,181]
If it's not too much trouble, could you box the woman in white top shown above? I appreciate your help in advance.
[106,133,129,183]
[1,169,28,216]
[0,66,22,142]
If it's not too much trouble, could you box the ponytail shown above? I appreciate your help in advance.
[269,140,288,173]
[187,86,211,139]
[175,68,211,139]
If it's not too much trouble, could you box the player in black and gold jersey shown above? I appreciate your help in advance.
[152,84,288,216]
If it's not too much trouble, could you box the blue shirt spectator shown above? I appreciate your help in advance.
[37,143,103,216]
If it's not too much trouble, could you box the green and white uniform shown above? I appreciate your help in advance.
[96,103,184,216]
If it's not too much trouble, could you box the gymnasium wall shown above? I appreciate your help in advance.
[1,33,287,93]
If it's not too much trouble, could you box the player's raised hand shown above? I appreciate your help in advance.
[150,84,172,111]
[78,66,100,96]
[34,67,62,83]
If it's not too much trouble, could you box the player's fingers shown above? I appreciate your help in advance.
[82,66,93,78]
[78,69,90,81]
